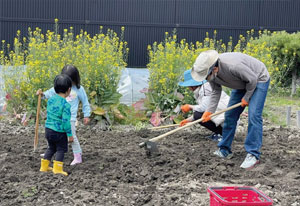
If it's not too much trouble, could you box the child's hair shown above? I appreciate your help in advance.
[61,65,81,89]
[54,74,72,93]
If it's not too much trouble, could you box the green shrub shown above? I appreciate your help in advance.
[249,31,300,94]
[146,30,228,116]
[0,20,128,123]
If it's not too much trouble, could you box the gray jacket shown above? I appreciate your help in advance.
[208,52,270,113]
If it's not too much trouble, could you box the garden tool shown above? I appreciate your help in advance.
[149,123,180,130]
[138,124,181,139]
[139,102,242,156]
[34,92,42,152]
[149,122,195,130]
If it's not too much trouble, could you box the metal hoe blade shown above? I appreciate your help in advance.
[144,141,159,156]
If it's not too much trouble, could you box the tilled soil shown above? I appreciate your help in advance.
[0,117,300,206]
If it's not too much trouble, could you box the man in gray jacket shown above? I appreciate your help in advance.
[191,50,270,169]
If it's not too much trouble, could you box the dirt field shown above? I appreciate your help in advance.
[0,116,300,206]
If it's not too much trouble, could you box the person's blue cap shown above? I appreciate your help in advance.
[178,69,207,87]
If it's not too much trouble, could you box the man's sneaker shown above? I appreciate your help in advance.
[40,153,45,158]
[240,153,260,169]
[207,133,223,142]
[213,149,233,159]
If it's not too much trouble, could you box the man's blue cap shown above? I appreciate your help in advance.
[178,69,207,87]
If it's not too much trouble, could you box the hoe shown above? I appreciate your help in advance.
[34,92,42,151]
[139,102,242,156]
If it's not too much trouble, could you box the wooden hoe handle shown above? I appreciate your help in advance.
[34,93,42,151]
[149,124,180,130]
[144,102,242,144]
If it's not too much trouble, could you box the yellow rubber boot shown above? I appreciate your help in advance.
[53,160,68,176]
[40,159,53,172]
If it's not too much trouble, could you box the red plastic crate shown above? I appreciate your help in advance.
[207,186,273,206]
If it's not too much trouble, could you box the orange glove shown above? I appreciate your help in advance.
[180,119,191,127]
[241,98,249,107]
[202,111,212,122]
[181,104,191,113]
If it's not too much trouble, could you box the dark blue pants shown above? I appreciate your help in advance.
[218,79,270,159]
[44,128,68,162]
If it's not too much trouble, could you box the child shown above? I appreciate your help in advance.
[178,69,230,141]
[40,65,91,165]
[39,74,73,176]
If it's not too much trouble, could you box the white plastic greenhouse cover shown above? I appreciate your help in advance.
[117,68,149,106]
[0,67,149,111]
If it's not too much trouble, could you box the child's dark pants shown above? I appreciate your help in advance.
[44,128,68,162]
[194,111,223,135]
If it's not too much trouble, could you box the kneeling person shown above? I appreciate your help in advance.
[178,69,230,141]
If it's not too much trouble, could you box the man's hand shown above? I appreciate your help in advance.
[241,98,249,107]
[181,104,191,113]
[68,136,74,143]
[180,119,191,127]
[83,117,90,125]
[202,111,212,122]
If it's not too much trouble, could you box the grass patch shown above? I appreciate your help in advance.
[22,186,38,198]
[263,105,286,126]
[263,93,300,126]
[266,94,300,108]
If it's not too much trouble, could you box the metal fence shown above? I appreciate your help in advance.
[1,0,300,67]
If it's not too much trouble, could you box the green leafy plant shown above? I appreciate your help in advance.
[22,186,38,198]
[146,30,211,119]
[0,20,128,124]
[248,30,300,96]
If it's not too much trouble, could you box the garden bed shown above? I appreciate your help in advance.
[0,116,300,205]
